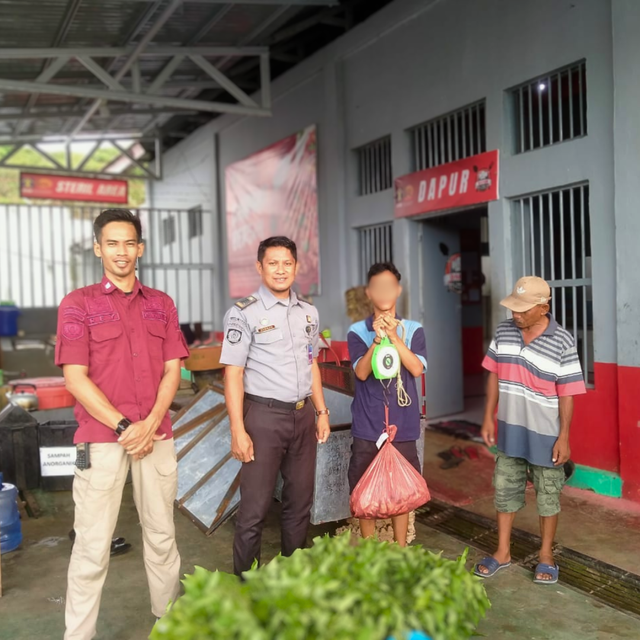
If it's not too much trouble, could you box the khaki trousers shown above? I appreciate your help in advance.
[64,439,180,640]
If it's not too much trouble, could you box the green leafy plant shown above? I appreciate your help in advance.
[151,534,490,640]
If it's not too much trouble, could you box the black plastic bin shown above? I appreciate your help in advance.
[38,420,78,491]
[0,403,40,490]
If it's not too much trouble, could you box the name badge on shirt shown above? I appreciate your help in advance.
[257,325,277,334]
[307,343,314,365]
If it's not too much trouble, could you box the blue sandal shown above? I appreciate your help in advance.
[533,562,559,584]
[473,556,511,578]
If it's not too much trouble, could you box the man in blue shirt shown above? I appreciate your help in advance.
[347,262,428,546]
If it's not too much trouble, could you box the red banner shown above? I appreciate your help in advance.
[394,150,499,218]
[20,173,128,204]
[225,125,319,299]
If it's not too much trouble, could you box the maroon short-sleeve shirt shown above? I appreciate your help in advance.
[55,276,190,444]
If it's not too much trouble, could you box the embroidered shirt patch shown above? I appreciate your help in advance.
[62,322,84,341]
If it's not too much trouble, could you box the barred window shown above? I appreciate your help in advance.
[409,101,486,171]
[188,205,203,239]
[356,136,392,196]
[512,61,587,154]
[162,216,176,246]
[512,184,593,385]
[358,223,393,281]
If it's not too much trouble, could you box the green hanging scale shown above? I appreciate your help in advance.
[372,336,401,380]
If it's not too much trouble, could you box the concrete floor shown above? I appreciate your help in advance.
[2,349,639,639]
[1,484,639,640]
[422,429,640,576]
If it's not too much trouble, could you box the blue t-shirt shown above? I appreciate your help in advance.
[347,317,428,442]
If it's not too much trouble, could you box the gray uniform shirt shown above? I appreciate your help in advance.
[220,285,320,403]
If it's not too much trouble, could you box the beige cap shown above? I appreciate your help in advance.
[500,276,551,312]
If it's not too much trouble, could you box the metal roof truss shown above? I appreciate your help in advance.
[0,136,163,180]
[0,46,272,129]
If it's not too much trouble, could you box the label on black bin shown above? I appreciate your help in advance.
[40,447,76,477]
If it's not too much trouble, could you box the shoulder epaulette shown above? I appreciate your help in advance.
[235,295,258,310]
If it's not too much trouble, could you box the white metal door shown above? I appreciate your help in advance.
[420,220,464,418]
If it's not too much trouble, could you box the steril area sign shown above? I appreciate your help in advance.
[20,172,129,204]
[394,150,499,218]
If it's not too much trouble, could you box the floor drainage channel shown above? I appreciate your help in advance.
[415,500,640,618]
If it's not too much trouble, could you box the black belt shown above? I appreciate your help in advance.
[244,393,308,411]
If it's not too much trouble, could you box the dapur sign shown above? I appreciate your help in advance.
[394,150,499,218]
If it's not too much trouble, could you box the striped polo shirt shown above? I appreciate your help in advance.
[482,315,586,467]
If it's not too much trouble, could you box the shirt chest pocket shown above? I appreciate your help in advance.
[146,322,166,359]
[89,322,123,363]
[303,322,318,339]
[254,329,284,345]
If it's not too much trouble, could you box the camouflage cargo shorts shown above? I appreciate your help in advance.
[493,451,565,517]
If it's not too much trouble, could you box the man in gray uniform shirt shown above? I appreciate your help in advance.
[221,236,331,575]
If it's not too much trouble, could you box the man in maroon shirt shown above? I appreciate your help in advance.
[55,209,189,640]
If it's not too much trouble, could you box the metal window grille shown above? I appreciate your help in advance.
[513,61,587,154]
[356,136,392,196]
[358,223,393,281]
[512,184,594,385]
[409,101,486,172]
[188,205,203,239]
[162,216,176,246]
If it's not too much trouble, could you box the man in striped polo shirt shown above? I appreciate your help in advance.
[475,276,586,584]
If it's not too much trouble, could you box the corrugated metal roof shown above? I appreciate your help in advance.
[0,0,392,154]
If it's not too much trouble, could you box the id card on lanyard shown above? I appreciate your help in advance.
[307,343,314,365]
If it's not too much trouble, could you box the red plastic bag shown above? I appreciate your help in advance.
[350,408,431,519]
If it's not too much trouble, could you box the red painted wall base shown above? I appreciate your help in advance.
[571,363,620,473]
[617,365,640,501]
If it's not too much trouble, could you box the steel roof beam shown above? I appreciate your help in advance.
[187,4,233,44]
[106,2,231,132]
[0,161,158,181]
[13,0,84,136]
[69,0,193,139]
[189,54,258,108]
[12,56,71,136]
[0,133,149,143]
[32,144,66,170]
[111,140,157,179]
[76,56,127,92]
[0,108,199,122]
[0,144,24,165]
[0,46,268,59]
[146,55,186,95]
[0,77,256,90]
[140,3,289,134]
[0,136,163,180]
[129,0,338,4]
[0,78,272,117]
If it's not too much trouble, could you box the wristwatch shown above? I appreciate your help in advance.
[115,418,132,436]
[316,408,330,417]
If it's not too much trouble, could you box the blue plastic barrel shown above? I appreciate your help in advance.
[0,472,23,554]
[0,305,20,337]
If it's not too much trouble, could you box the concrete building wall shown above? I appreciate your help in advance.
[156,0,616,343]
[144,127,218,326]
[612,0,640,501]
[152,0,640,496]
[339,0,615,363]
